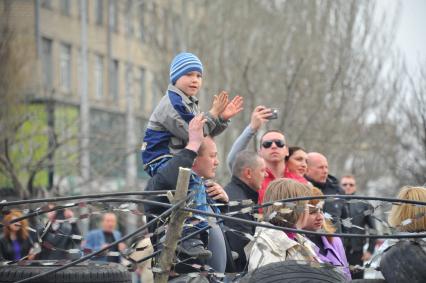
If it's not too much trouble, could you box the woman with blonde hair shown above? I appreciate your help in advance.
[304,187,351,280]
[376,186,426,282]
[246,178,319,271]
[0,209,35,261]
[388,185,426,232]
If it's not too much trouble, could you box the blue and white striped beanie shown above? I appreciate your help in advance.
[169,52,203,85]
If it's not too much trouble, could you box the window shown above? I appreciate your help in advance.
[41,0,52,9]
[125,0,134,37]
[139,67,146,110]
[41,38,53,89]
[94,54,104,99]
[109,0,118,32]
[78,0,89,22]
[138,2,145,41]
[110,59,119,101]
[95,0,103,25]
[125,64,133,102]
[60,43,71,92]
[60,0,70,16]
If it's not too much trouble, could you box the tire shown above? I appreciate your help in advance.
[351,280,386,282]
[167,274,210,283]
[240,260,347,283]
[0,260,131,283]
[380,240,426,283]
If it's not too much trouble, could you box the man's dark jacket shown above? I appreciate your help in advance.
[343,194,376,253]
[144,149,198,216]
[223,176,258,272]
[306,174,347,232]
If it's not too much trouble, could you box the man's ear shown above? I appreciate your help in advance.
[243,167,252,179]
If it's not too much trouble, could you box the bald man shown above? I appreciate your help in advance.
[305,152,347,232]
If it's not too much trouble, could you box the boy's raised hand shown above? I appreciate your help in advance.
[209,91,228,118]
[220,95,244,120]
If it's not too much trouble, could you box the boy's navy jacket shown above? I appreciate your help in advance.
[141,84,228,168]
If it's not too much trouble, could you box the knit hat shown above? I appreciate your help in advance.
[169,52,203,85]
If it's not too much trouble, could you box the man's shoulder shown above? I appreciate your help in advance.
[326,175,345,194]
[86,229,102,236]
[225,177,249,198]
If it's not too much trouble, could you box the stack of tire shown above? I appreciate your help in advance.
[0,261,131,283]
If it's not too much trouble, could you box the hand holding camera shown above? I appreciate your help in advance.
[250,106,279,131]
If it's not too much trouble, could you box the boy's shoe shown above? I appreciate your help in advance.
[176,238,212,260]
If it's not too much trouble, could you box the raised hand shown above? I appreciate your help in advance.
[186,114,207,153]
[209,91,228,118]
[250,105,272,131]
[220,95,244,120]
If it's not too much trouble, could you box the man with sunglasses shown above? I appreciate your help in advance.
[340,175,376,279]
[226,106,289,205]
[256,130,289,204]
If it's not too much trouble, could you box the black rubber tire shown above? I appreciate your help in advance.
[0,260,131,283]
[167,274,210,283]
[379,240,426,283]
[240,260,347,283]
[351,280,386,282]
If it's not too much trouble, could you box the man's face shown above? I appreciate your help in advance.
[306,154,329,183]
[341,177,357,194]
[258,132,288,165]
[102,213,117,233]
[247,158,267,191]
[174,71,202,97]
[192,137,219,179]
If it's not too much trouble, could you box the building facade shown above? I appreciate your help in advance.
[0,0,187,196]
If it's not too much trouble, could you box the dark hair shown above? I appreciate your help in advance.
[285,146,306,162]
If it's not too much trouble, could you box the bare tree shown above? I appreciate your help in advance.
[394,62,426,186]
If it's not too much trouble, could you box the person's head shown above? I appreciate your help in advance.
[285,146,308,177]
[258,130,288,165]
[232,150,266,192]
[263,178,312,228]
[2,209,29,240]
[306,152,329,183]
[192,136,219,179]
[304,187,336,241]
[169,52,203,97]
[102,213,118,233]
[389,186,426,232]
[341,175,357,195]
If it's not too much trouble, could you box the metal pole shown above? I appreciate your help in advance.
[79,0,90,182]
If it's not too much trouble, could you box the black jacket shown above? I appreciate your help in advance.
[223,176,258,272]
[0,235,33,261]
[306,174,347,233]
[343,194,376,253]
[36,220,81,260]
[144,149,198,216]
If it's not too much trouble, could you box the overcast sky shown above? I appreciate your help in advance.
[394,0,426,70]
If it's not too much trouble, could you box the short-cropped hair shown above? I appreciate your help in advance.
[232,150,261,177]
[389,186,426,232]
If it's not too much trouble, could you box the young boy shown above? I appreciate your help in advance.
[141,52,243,176]
[141,52,242,262]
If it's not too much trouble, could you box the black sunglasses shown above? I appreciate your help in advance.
[261,139,286,148]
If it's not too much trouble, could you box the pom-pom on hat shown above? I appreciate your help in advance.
[169,52,203,85]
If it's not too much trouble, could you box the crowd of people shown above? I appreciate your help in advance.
[139,51,426,280]
[1,51,425,282]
